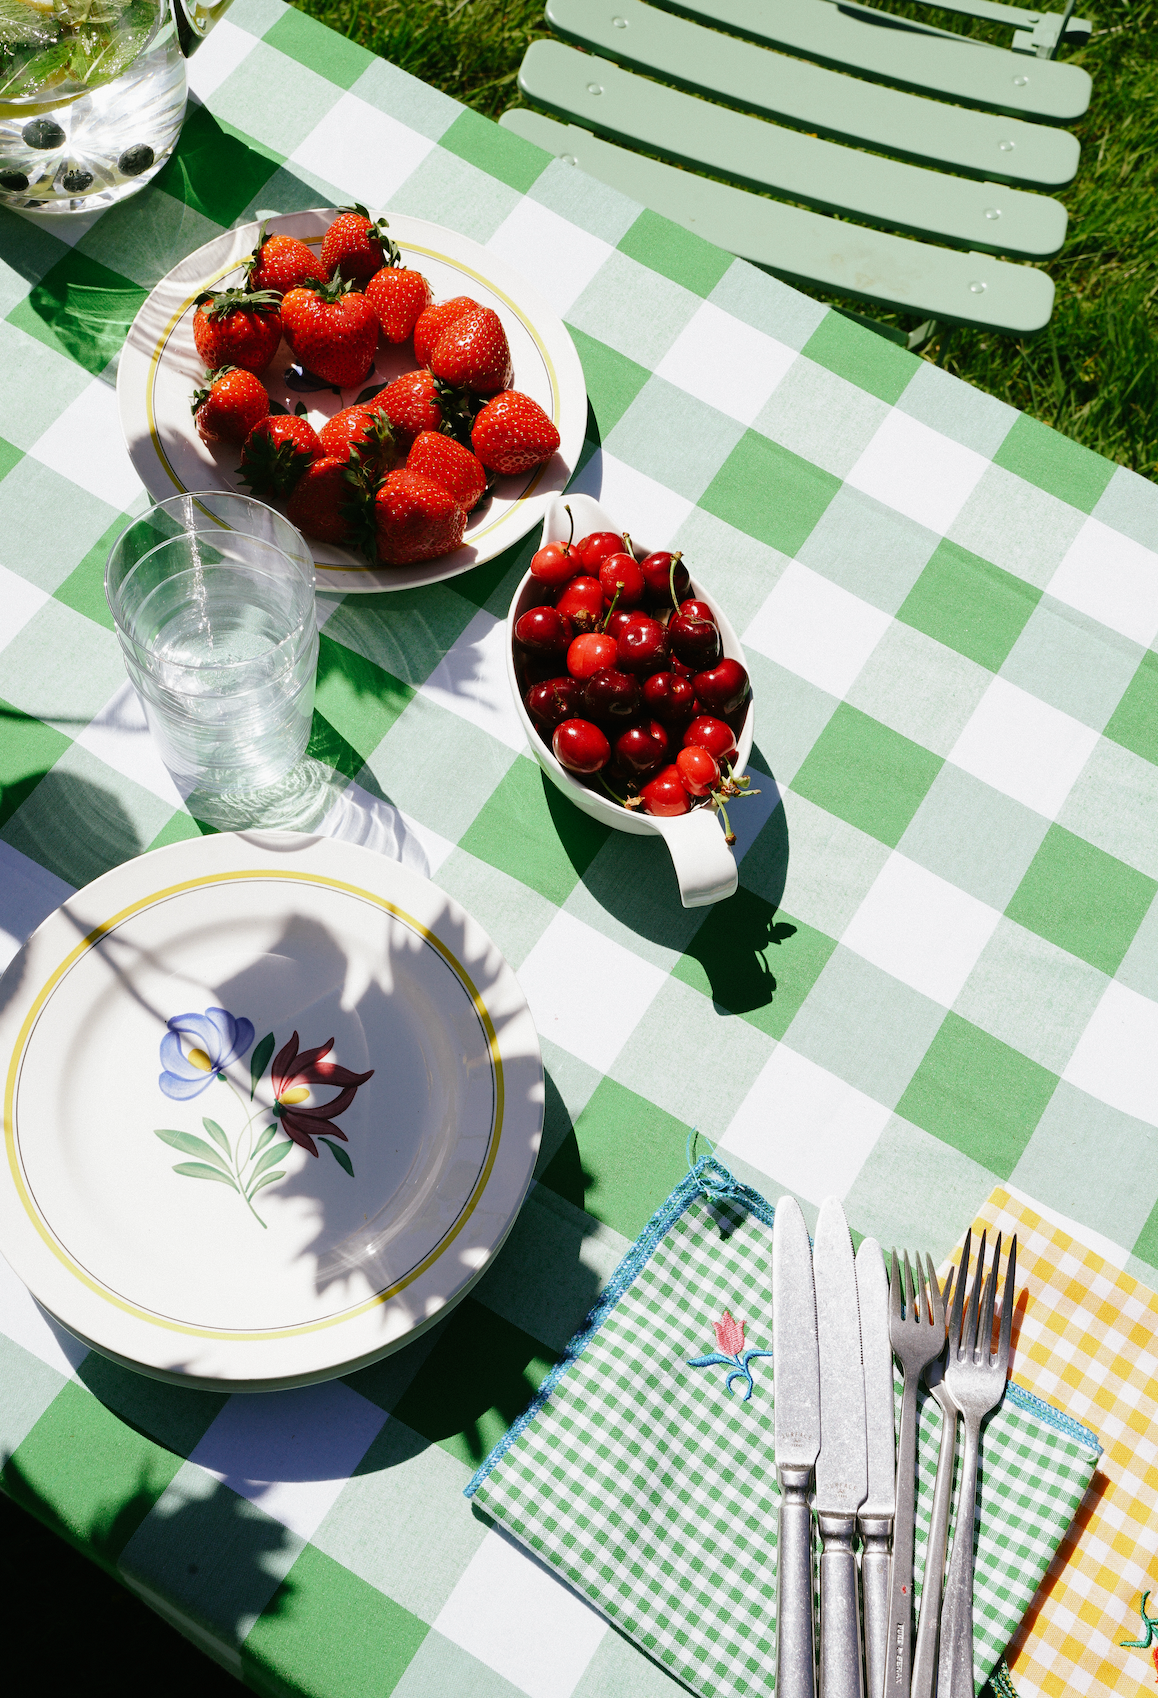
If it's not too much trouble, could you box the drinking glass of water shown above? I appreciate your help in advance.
[105,493,318,800]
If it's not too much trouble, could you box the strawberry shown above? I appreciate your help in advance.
[287,456,365,545]
[430,306,513,395]
[471,390,560,475]
[370,369,443,446]
[366,263,434,344]
[374,470,466,566]
[320,204,396,286]
[244,226,327,295]
[192,367,269,446]
[318,404,401,473]
[281,276,380,389]
[239,414,323,498]
[406,430,486,514]
[192,289,282,375]
[413,296,479,367]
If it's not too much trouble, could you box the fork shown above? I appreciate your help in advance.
[936,1230,1017,1698]
[885,1252,946,1698]
[911,1267,957,1698]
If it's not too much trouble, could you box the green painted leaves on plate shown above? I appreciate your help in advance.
[250,1031,275,1099]
[321,1138,355,1177]
[172,1161,237,1187]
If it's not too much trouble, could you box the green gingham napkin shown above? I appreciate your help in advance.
[466,1161,1101,1698]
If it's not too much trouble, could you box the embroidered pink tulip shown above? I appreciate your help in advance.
[713,1310,745,1356]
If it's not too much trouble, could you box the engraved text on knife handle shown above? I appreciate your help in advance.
[776,1466,817,1698]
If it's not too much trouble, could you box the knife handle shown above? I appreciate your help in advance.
[776,1467,817,1698]
[859,1518,891,1698]
[818,1513,865,1698]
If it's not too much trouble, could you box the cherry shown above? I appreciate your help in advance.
[598,551,645,607]
[693,658,750,717]
[515,604,573,657]
[603,608,637,644]
[676,745,719,798]
[521,653,565,685]
[557,575,605,633]
[646,717,671,763]
[576,530,625,571]
[684,715,737,762]
[639,764,691,817]
[615,724,666,777]
[617,615,669,677]
[668,604,721,668]
[639,549,691,608]
[642,670,698,727]
[530,538,582,588]
[553,717,610,775]
[526,676,582,728]
[567,631,619,678]
[679,599,715,623]
[582,667,641,725]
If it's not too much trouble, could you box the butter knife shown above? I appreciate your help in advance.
[814,1198,868,1698]
[855,1238,896,1698]
[773,1195,822,1698]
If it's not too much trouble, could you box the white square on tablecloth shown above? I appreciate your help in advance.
[418,607,528,755]
[183,19,259,103]
[0,564,48,657]
[947,676,1099,821]
[486,198,613,320]
[433,1528,607,1698]
[567,448,695,551]
[843,851,1002,1008]
[845,410,990,536]
[1045,515,1158,648]
[719,1043,891,1203]
[1062,979,1158,1128]
[654,300,796,426]
[318,781,456,878]
[28,371,143,513]
[291,93,435,210]
[742,560,890,698]
[515,910,668,1074]
[75,682,186,808]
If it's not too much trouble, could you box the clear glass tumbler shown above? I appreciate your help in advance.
[106,493,318,799]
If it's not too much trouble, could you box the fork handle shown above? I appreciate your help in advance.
[937,1415,981,1698]
[912,1406,958,1698]
[884,1376,919,1697]
[819,1513,864,1698]
[777,1467,817,1698]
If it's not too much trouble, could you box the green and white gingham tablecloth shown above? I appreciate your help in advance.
[1,4,1157,1694]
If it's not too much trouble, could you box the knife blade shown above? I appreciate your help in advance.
[773,1195,821,1698]
[855,1237,896,1698]
[814,1198,868,1698]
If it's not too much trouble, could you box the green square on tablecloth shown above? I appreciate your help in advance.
[76,187,226,292]
[0,701,70,831]
[1104,650,1158,766]
[801,311,918,406]
[541,1077,694,1240]
[7,249,148,376]
[993,413,1115,514]
[459,755,609,908]
[440,108,548,195]
[1005,823,1157,976]
[618,208,733,299]
[700,431,841,556]
[895,1011,1059,1179]
[0,320,91,452]
[897,539,1040,673]
[53,516,130,631]
[263,7,375,88]
[145,808,207,851]
[313,632,413,763]
[2,740,175,888]
[75,1353,228,1458]
[153,103,281,227]
[0,455,122,592]
[0,433,21,484]
[791,703,944,848]
[674,891,836,1039]
[565,324,650,436]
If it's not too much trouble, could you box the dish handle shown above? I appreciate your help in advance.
[655,809,738,908]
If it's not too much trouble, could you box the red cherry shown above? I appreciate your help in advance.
[614,724,665,777]
[684,715,737,762]
[639,764,691,817]
[642,671,698,727]
[646,717,671,763]
[598,552,645,607]
[639,550,691,608]
[553,717,610,775]
[567,632,619,678]
[526,676,582,728]
[668,605,721,668]
[617,615,669,677]
[515,604,573,657]
[693,658,750,717]
[679,600,715,623]
[557,575,605,633]
[676,745,719,798]
[582,667,641,725]
[603,608,637,643]
[576,530,624,571]
[530,539,583,588]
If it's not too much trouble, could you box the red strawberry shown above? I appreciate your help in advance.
[366,264,434,344]
[281,276,380,389]
[239,414,323,498]
[287,456,365,545]
[471,390,560,475]
[406,431,486,513]
[318,404,401,473]
[320,203,395,286]
[192,367,269,446]
[430,306,513,395]
[413,296,479,367]
[192,289,282,375]
[244,226,326,295]
[370,369,443,445]
[374,470,466,565]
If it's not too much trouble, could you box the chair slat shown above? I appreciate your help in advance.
[649,0,1091,118]
[547,0,1079,188]
[500,108,1054,332]
[519,42,1067,258]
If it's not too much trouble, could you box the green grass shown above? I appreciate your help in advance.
[290,0,1158,476]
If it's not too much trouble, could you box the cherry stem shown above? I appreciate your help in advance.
[668,550,684,611]
[601,587,621,631]
[598,772,629,806]
[564,503,575,549]
[622,531,634,558]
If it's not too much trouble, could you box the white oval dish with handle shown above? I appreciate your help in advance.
[506,494,754,908]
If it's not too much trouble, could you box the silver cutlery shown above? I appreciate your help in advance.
[814,1198,869,1698]
[911,1268,957,1698]
[773,1195,822,1698]
[936,1231,1017,1698]
[884,1252,946,1698]
[854,1238,896,1698]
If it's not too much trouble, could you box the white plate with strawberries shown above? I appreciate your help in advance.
[117,209,588,594]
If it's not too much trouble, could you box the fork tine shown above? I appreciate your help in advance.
[963,1230,986,1358]
[903,1250,916,1321]
[949,1229,970,1349]
[914,1251,928,1326]
[997,1234,1017,1373]
[926,1254,945,1331]
[979,1232,1001,1363]
[890,1249,902,1326]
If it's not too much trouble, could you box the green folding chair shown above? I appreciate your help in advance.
[500,0,1092,344]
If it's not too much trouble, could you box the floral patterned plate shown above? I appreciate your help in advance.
[0,831,543,1389]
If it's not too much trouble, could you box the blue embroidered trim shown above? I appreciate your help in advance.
[1004,1380,1102,1456]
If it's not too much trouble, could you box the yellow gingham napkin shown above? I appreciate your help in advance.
[948,1187,1158,1698]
